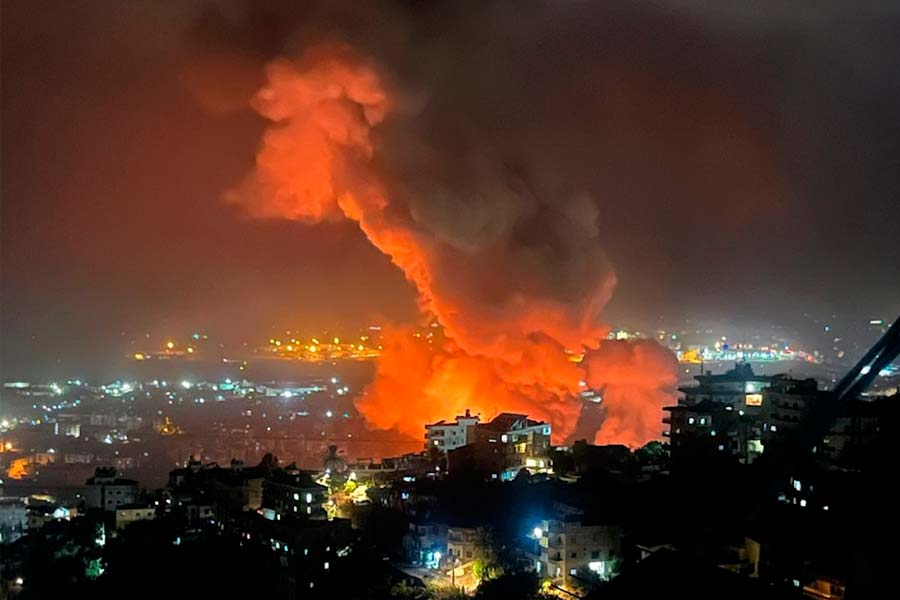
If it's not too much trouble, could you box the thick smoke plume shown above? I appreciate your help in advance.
[226,38,677,446]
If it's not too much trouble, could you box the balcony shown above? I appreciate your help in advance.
[662,416,671,424]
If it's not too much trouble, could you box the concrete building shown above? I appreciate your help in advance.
[446,412,553,480]
[447,526,479,563]
[425,409,481,452]
[535,503,623,587]
[476,413,552,458]
[664,364,835,463]
[84,467,139,511]
[115,504,156,530]
[761,377,829,448]
[678,363,772,414]
[262,468,328,520]
[403,520,447,568]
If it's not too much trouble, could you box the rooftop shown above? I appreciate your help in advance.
[481,412,546,432]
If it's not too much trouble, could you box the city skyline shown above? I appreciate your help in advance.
[2,3,900,597]
[3,1,900,379]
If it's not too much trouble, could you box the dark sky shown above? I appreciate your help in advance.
[2,1,899,378]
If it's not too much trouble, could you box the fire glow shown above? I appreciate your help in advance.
[228,43,677,448]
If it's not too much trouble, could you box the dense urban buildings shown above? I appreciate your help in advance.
[4,1,900,598]
[1,335,895,598]
[1,317,898,598]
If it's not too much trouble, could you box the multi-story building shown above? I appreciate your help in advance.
[114,503,156,530]
[262,468,328,520]
[534,503,623,587]
[446,412,552,480]
[425,409,481,452]
[663,399,743,456]
[403,520,447,568]
[84,467,139,511]
[761,377,829,447]
[447,526,479,564]
[678,363,772,413]
[475,413,552,458]
[663,364,837,463]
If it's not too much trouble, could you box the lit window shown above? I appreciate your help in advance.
[306,493,313,503]
[324,562,329,570]
[688,417,695,425]
[745,394,763,406]
[770,425,778,432]
[823,505,829,511]
[699,418,706,425]
[793,479,802,492]
[570,569,577,576]
[293,493,300,501]
[710,430,716,436]
[800,499,807,507]
[501,434,508,443]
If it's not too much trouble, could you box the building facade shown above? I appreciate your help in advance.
[425,409,481,452]
[446,412,553,480]
[447,526,479,563]
[84,467,139,511]
[535,504,623,587]
[262,469,328,520]
[115,504,156,530]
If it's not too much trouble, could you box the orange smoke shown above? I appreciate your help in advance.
[228,43,676,447]
[355,325,589,441]
[583,340,679,448]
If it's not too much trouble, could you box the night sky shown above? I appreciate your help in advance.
[3,1,899,378]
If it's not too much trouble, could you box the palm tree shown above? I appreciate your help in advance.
[322,445,348,474]
[427,445,447,471]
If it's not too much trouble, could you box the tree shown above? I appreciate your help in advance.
[635,441,668,465]
[427,445,447,471]
[258,452,278,474]
[389,581,434,599]
[472,526,517,582]
[571,565,603,596]
[323,445,348,474]
[475,572,547,600]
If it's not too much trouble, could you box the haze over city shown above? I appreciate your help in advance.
[1,2,899,599]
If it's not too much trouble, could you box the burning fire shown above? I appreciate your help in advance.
[228,43,676,447]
